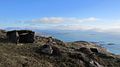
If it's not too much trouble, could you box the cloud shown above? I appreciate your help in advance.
[48,24,120,35]
[16,19,120,34]
[31,17,64,23]
[7,17,120,35]
[98,26,120,34]
[53,25,94,30]
[89,23,120,34]
[28,17,98,23]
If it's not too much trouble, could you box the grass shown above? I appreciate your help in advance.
[0,41,119,67]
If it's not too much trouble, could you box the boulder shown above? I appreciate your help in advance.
[76,47,98,60]
[39,44,61,56]
[77,47,93,55]
[90,48,99,53]
[52,46,61,56]
[40,45,53,55]
[7,30,19,43]
[7,30,35,43]
[89,60,103,67]
[68,52,103,67]
[0,30,7,42]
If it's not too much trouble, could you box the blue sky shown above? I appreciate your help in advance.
[0,0,120,34]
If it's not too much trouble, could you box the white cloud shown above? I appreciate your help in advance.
[31,17,64,23]
[14,17,120,34]
[28,17,98,23]
[53,25,94,30]
[97,24,120,34]
[48,23,120,35]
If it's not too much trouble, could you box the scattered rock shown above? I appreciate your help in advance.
[40,45,53,55]
[52,46,61,56]
[89,60,103,67]
[90,48,99,53]
[77,47,93,55]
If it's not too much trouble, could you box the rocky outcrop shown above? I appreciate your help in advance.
[7,30,35,43]
[69,41,107,54]
[34,36,65,46]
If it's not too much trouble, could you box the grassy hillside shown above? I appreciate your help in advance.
[0,42,119,67]
[0,30,120,67]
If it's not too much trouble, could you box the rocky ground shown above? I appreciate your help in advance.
[0,29,120,67]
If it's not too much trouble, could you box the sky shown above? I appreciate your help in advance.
[0,0,120,34]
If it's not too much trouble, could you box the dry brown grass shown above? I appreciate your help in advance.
[0,41,119,67]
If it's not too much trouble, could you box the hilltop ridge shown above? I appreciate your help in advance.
[0,29,120,67]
